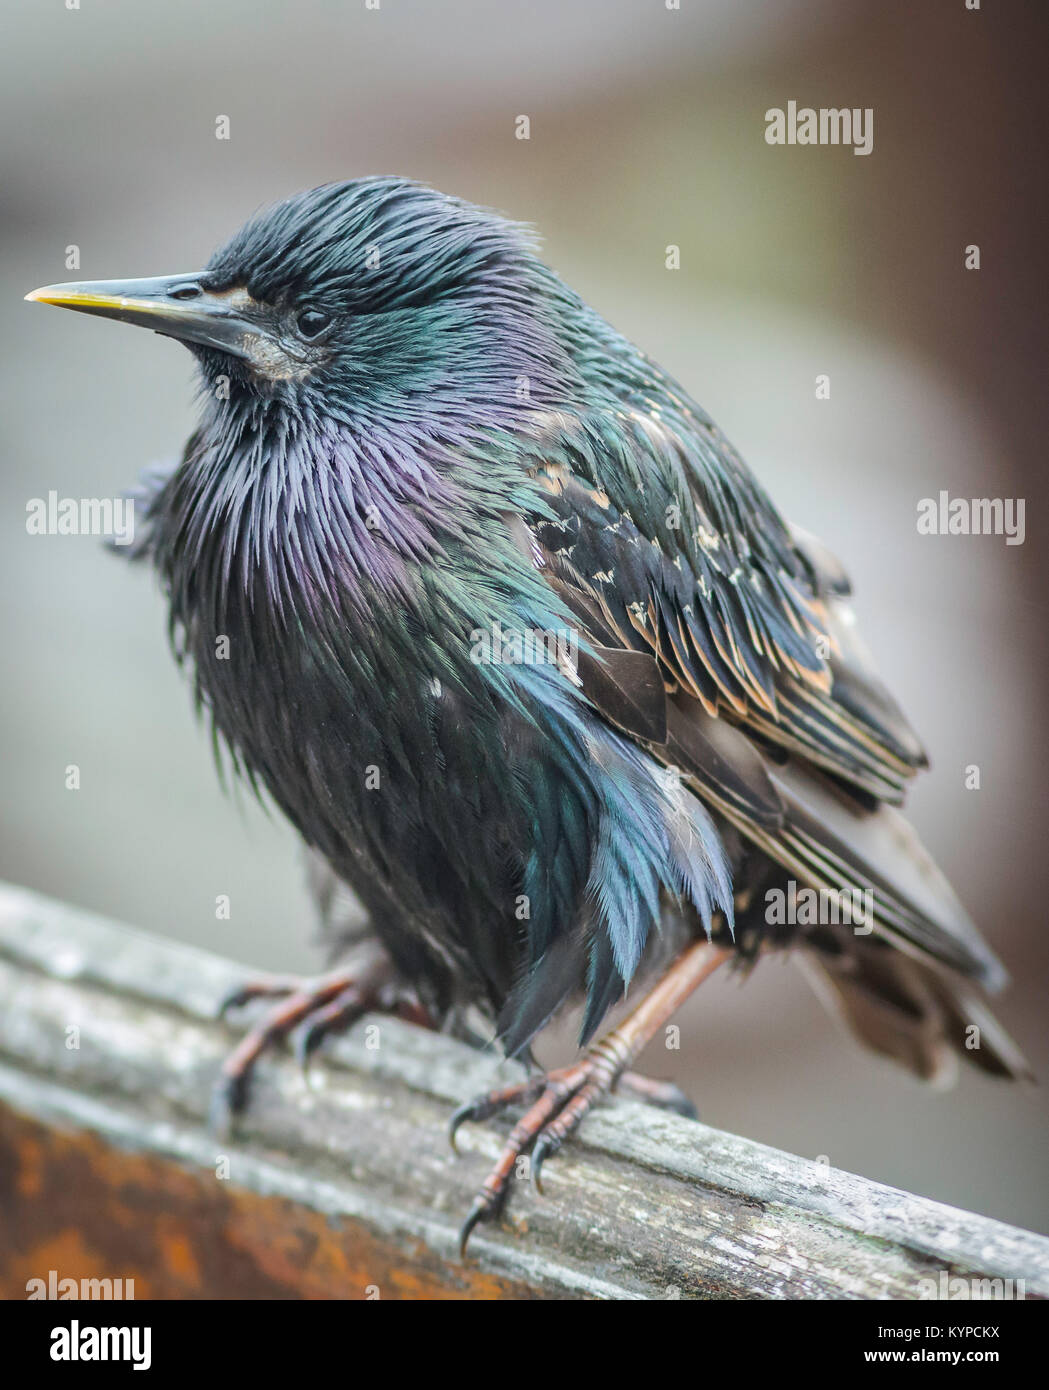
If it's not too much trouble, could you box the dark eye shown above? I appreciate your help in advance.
[296,308,331,339]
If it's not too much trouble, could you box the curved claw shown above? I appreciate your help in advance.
[293,1020,325,1072]
[216,984,258,1019]
[208,1071,246,1141]
[530,1133,560,1195]
[458,1196,493,1258]
[660,1088,698,1121]
[448,1101,479,1154]
[216,977,294,1019]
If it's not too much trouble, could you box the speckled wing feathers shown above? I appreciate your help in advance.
[512,396,1007,995]
[530,449,920,803]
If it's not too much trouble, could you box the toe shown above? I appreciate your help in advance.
[616,1072,698,1119]
[448,1074,550,1151]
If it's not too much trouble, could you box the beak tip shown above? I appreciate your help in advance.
[25,288,45,303]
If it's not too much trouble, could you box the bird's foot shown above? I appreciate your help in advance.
[450,939,731,1254]
[211,942,433,1136]
[450,1040,668,1254]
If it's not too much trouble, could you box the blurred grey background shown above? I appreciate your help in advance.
[2,0,1046,1236]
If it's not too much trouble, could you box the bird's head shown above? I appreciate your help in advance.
[26,178,580,424]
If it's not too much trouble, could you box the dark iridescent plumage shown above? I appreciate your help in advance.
[29,178,1030,1243]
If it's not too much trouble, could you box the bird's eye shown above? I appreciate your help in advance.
[296,308,331,339]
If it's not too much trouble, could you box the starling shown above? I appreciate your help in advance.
[26,178,1030,1252]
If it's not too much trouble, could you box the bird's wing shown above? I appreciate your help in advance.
[511,405,1007,994]
[517,407,925,804]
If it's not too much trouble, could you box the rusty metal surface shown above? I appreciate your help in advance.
[0,1108,541,1300]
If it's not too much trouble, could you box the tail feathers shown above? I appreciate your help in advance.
[764,760,1008,991]
[796,941,1033,1084]
[923,972,1035,1082]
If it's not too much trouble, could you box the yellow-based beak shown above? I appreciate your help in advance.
[25,274,261,359]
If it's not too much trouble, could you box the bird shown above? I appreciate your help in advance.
[26,177,1031,1254]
